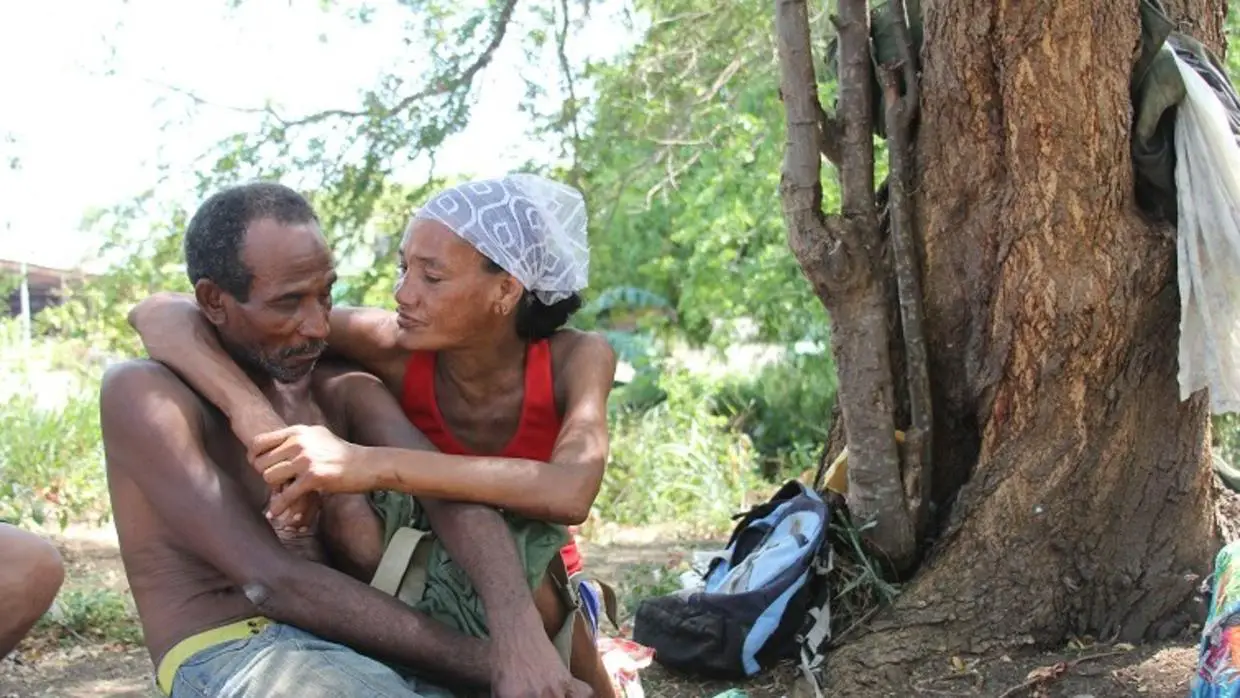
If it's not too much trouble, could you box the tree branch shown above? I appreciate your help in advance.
[880,65,931,538]
[888,0,919,129]
[775,0,831,255]
[777,0,914,573]
[278,0,519,130]
[144,78,282,120]
[556,0,584,186]
[835,1,876,232]
[819,103,844,166]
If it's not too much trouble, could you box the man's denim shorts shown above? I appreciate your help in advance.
[169,622,456,698]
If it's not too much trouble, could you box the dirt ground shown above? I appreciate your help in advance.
[0,524,1205,698]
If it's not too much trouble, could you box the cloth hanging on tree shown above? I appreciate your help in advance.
[828,0,1240,414]
[1164,42,1240,413]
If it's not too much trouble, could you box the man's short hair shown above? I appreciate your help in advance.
[184,182,319,301]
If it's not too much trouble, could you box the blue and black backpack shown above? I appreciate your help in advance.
[632,480,834,679]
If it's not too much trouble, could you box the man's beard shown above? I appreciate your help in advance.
[227,339,327,384]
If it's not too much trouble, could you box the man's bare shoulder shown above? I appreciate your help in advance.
[101,359,202,407]
[100,359,209,449]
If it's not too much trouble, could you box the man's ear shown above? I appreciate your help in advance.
[194,279,229,327]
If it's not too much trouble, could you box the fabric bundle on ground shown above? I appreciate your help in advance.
[1191,540,1240,696]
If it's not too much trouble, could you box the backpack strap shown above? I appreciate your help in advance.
[370,527,435,607]
[545,556,583,666]
[569,572,621,632]
[797,512,836,696]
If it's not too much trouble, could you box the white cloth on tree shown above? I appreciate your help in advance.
[1173,49,1240,414]
[413,174,589,305]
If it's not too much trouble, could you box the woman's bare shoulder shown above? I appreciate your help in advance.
[548,329,613,365]
[548,330,617,397]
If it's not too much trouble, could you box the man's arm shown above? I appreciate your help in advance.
[98,360,490,685]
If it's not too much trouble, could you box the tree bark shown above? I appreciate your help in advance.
[824,0,1224,691]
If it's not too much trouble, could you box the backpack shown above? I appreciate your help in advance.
[631,480,834,679]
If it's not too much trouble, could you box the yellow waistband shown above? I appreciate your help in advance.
[156,617,271,696]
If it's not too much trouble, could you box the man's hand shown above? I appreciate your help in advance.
[268,490,327,563]
[491,634,593,698]
[250,425,380,517]
[268,489,322,537]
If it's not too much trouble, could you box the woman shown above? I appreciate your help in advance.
[130,174,617,696]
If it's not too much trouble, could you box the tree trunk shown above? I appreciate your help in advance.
[825,0,1225,690]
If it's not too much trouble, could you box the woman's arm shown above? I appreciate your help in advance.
[260,333,618,525]
[127,293,407,444]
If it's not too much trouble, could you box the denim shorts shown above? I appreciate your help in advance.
[169,622,456,698]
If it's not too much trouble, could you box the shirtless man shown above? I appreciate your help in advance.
[100,182,588,697]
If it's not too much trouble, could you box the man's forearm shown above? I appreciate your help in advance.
[275,529,328,565]
[259,558,490,686]
[419,499,546,640]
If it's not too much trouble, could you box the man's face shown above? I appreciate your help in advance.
[207,217,336,383]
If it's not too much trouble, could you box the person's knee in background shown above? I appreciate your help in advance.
[0,523,66,659]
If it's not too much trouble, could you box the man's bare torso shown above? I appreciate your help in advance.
[106,361,333,665]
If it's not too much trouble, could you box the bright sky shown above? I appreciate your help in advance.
[0,0,637,271]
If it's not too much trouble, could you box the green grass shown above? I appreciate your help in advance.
[601,370,764,530]
[0,378,109,530]
[616,560,691,621]
[713,351,838,479]
[34,588,143,647]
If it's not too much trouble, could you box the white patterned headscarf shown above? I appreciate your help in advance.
[413,174,589,305]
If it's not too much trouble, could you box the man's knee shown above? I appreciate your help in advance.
[0,524,65,610]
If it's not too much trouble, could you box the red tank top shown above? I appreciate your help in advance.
[400,339,584,575]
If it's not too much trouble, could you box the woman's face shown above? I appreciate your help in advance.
[392,218,523,351]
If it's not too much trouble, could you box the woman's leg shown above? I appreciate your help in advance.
[0,524,64,658]
[532,566,617,698]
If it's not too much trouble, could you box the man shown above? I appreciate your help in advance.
[101,182,587,697]
[0,524,64,659]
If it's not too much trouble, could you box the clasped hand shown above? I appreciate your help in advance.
[248,425,375,518]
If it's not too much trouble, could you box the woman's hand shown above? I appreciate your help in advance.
[249,425,380,517]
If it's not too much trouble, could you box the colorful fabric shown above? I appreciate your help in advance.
[1193,540,1240,695]
[597,637,654,698]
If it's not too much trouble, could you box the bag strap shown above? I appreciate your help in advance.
[797,532,836,697]
[569,571,621,631]
[546,557,582,667]
[371,527,435,605]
